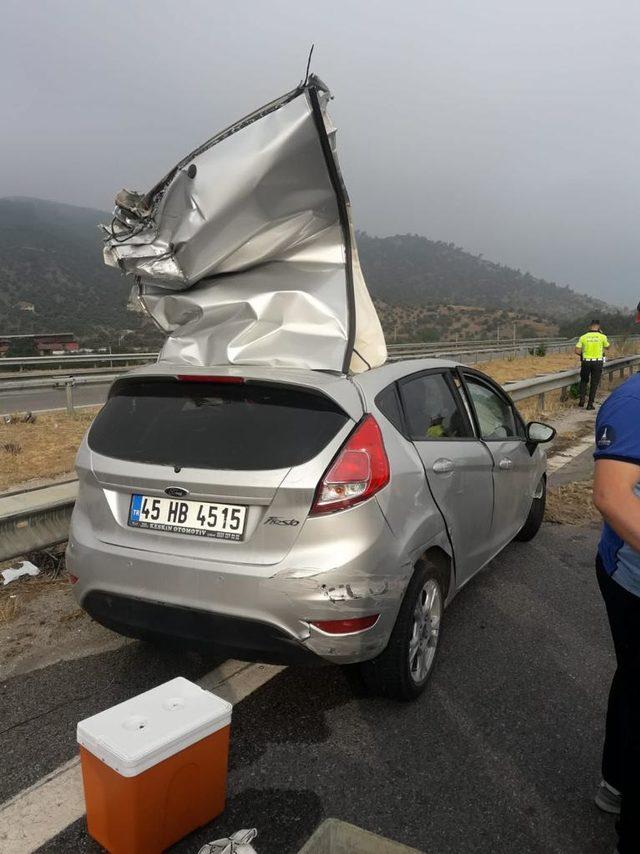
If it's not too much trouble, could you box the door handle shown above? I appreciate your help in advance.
[432,458,454,474]
[499,458,513,470]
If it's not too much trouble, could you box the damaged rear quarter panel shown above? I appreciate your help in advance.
[268,495,411,627]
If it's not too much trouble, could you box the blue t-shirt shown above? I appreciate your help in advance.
[594,373,640,596]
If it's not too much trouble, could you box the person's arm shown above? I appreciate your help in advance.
[593,459,640,552]
[603,334,611,350]
[575,334,583,356]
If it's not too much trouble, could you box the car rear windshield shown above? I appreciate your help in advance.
[88,378,350,470]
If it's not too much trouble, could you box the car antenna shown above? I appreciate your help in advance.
[303,44,314,85]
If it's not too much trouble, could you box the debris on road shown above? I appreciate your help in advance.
[2,410,37,425]
[25,546,66,579]
[0,556,125,679]
[1,560,39,585]
[199,829,258,854]
[298,818,421,853]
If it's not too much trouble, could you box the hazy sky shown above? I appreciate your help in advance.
[2,0,639,305]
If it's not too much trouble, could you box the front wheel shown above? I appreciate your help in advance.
[360,561,445,701]
[514,476,546,542]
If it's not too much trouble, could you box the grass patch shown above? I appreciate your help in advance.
[0,344,636,490]
[479,352,582,384]
[478,344,637,420]
[0,408,98,490]
[545,481,600,526]
[477,344,635,385]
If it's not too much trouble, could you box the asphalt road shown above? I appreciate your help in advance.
[551,445,596,487]
[0,385,109,415]
[0,521,619,854]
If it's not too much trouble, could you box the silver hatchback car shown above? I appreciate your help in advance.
[68,358,554,699]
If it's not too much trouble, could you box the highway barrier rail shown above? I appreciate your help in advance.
[0,373,122,414]
[1,354,638,563]
[1,335,637,376]
[0,479,78,562]
[2,335,639,414]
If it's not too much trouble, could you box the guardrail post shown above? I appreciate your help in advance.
[65,381,75,416]
[538,392,545,410]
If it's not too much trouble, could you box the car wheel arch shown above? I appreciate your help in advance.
[419,546,453,601]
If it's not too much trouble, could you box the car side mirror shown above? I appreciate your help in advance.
[526,421,556,444]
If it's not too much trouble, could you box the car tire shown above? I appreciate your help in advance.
[359,560,446,701]
[514,476,546,542]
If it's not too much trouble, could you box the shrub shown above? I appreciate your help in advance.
[2,442,22,455]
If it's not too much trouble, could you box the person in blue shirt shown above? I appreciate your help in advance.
[592,372,640,853]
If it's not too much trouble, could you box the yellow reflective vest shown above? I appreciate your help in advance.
[577,331,610,361]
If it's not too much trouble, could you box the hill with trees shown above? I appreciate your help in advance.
[0,197,162,350]
[558,311,639,339]
[0,197,618,348]
[357,232,606,321]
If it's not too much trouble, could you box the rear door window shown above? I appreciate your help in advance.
[462,377,522,440]
[398,372,473,440]
[88,378,349,470]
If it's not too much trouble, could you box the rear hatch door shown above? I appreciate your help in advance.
[83,368,360,566]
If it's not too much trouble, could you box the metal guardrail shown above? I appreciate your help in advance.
[0,373,121,414]
[503,354,640,408]
[2,347,639,414]
[2,334,637,375]
[387,334,640,364]
[1,351,548,415]
[2,354,638,562]
[388,342,571,364]
[389,336,569,350]
[0,480,78,562]
[0,352,157,369]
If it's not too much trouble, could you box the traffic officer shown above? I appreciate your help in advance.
[592,371,640,853]
[575,319,610,409]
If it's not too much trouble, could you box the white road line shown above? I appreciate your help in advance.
[0,660,284,854]
[546,438,594,473]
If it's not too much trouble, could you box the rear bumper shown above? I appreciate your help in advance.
[68,498,413,665]
[83,590,318,664]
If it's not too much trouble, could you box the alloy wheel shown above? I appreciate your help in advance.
[408,579,442,684]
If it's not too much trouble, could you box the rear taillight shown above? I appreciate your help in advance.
[310,414,390,515]
[310,615,380,634]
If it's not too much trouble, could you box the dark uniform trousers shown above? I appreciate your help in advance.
[579,359,603,406]
[597,556,640,854]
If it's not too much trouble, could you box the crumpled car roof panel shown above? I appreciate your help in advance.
[102,75,387,374]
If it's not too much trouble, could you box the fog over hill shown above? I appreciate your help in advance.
[0,197,612,348]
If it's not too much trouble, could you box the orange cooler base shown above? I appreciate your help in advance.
[80,724,230,854]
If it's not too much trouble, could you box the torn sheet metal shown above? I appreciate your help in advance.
[102,75,386,373]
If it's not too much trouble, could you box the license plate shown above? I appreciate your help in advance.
[128,494,246,541]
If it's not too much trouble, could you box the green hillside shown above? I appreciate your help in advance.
[357,232,606,319]
[0,197,613,348]
[0,197,162,349]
